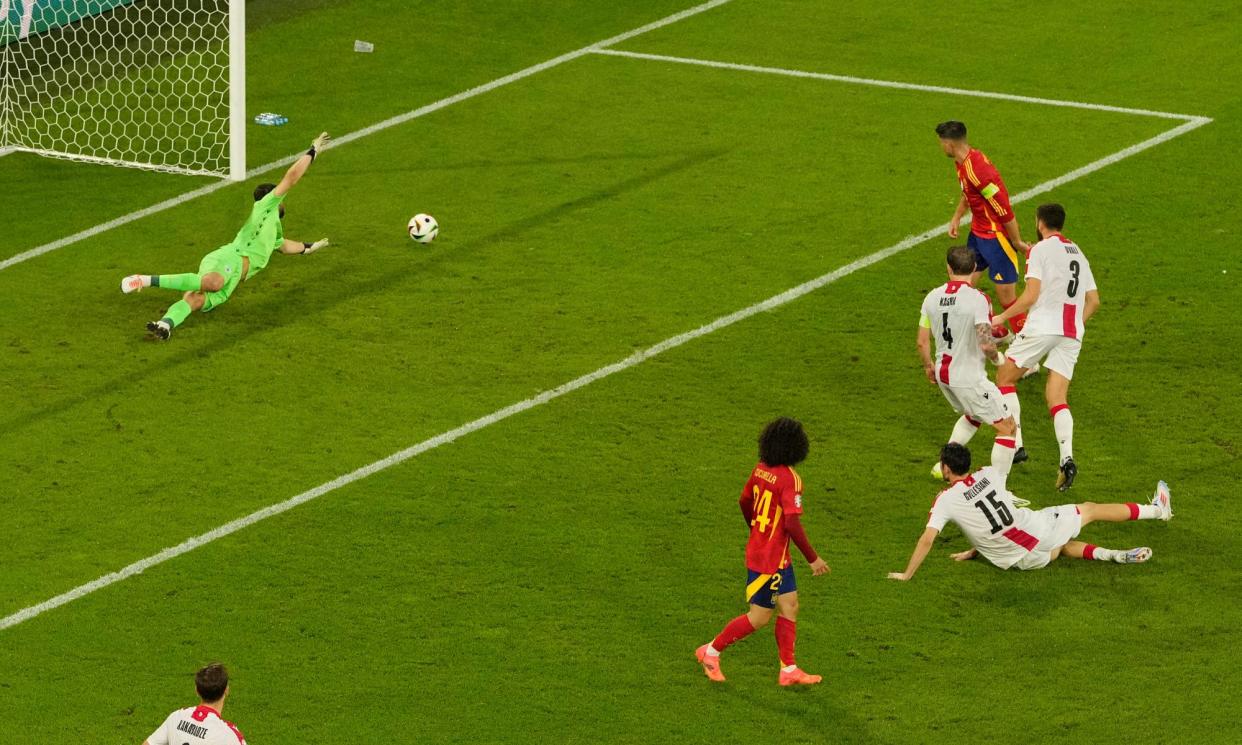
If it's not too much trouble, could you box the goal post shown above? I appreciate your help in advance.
[0,0,245,179]
[228,0,244,181]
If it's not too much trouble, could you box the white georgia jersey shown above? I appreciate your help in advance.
[147,705,245,745]
[1023,233,1097,340]
[927,466,1040,569]
[919,280,992,385]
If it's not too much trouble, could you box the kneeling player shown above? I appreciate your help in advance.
[888,443,1171,580]
[696,417,830,686]
[918,245,1022,479]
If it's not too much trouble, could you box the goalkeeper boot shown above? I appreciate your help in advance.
[146,320,172,341]
[1056,457,1077,492]
[121,275,151,294]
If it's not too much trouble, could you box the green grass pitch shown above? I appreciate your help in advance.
[2,1,1241,742]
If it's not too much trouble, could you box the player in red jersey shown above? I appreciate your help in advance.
[936,120,1030,338]
[696,417,830,686]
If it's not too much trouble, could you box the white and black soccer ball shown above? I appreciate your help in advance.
[408,213,439,243]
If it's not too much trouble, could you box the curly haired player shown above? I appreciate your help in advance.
[696,417,831,686]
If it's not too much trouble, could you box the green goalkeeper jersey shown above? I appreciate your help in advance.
[230,191,286,278]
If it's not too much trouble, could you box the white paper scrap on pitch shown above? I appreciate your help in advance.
[354,39,374,52]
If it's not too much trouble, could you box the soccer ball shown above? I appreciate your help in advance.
[408,214,438,243]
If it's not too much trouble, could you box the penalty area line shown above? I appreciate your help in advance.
[0,113,1210,633]
[589,49,1209,122]
[0,0,736,274]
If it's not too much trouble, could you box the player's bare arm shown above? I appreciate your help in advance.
[950,548,977,561]
[280,238,330,255]
[275,131,330,196]
[948,194,968,238]
[975,322,998,358]
[917,325,935,382]
[888,526,939,581]
[993,277,1041,328]
[1083,289,1100,321]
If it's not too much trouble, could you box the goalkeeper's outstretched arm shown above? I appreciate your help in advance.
[274,131,330,196]
[281,238,330,255]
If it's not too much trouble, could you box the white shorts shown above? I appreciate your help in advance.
[938,379,1009,425]
[1012,505,1083,570]
[1007,333,1082,380]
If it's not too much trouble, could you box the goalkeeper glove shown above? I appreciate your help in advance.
[307,131,330,160]
[302,238,330,255]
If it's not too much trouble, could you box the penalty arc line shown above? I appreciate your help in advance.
[0,0,737,273]
[0,114,1212,633]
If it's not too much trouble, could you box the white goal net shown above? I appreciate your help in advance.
[0,0,244,179]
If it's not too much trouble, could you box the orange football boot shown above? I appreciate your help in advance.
[778,667,822,686]
[695,645,726,682]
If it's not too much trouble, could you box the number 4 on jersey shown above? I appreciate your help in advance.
[751,485,776,532]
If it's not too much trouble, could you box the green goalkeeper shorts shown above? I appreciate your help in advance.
[197,245,244,312]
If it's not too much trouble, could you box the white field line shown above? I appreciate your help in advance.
[0,0,736,273]
[0,115,1211,633]
[590,49,1206,122]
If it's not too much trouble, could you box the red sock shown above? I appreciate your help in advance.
[1002,300,1027,334]
[1083,544,1098,560]
[775,616,797,667]
[712,614,756,652]
[1126,503,1141,520]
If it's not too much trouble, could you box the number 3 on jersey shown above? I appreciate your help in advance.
[751,485,781,534]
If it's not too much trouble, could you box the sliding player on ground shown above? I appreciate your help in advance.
[696,417,830,686]
[143,663,245,744]
[935,120,1029,339]
[919,245,1023,478]
[121,132,332,340]
[992,204,1099,490]
[888,443,1170,580]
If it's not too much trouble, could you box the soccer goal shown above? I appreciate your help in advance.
[0,0,245,179]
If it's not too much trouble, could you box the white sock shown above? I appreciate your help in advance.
[1135,504,1161,520]
[1000,387,1023,448]
[949,415,980,446]
[1088,546,1119,561]
[991,436,1016,478]
[705,644,720,657]
[781,664,797,673]
[141,275,153,287]
[1052,406,1073,463]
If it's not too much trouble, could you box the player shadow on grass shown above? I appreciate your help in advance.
[1,148,728,437]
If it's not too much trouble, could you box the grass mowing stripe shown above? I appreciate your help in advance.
[590,49,1207,121]
[0,0,736,273]
[0,114,1208,633]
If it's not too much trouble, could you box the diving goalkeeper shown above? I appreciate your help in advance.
[121,132,332,340]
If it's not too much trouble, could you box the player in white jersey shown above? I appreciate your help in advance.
[887,443,1171,580]
[144,663,246,745]
[992,204,1099,491]
[918,246,1021,480]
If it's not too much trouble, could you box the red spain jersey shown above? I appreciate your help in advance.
[741,462,804,574]
[955,149,1014,239]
